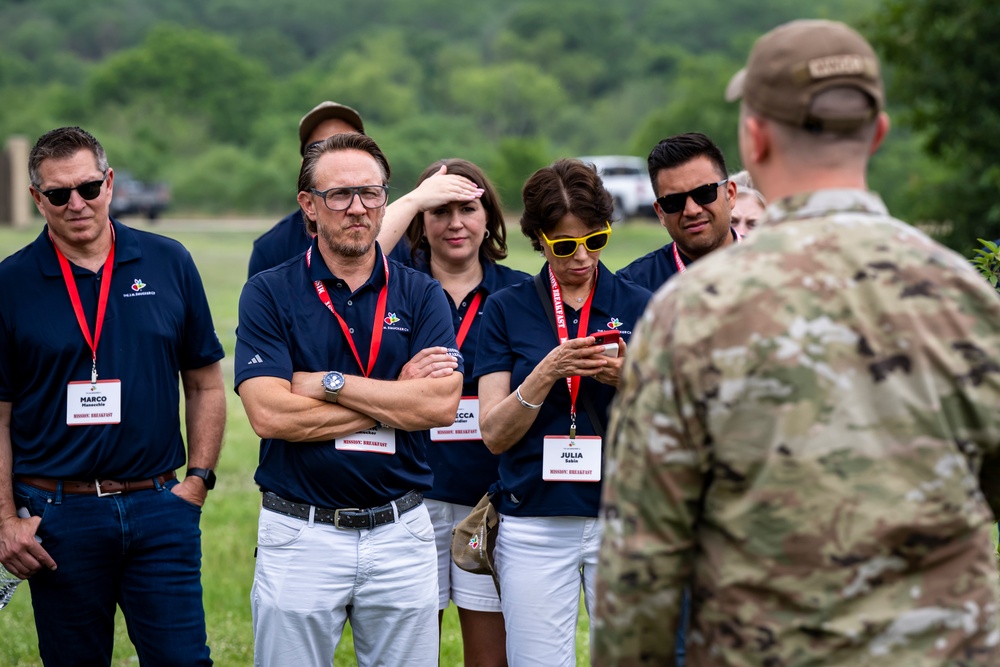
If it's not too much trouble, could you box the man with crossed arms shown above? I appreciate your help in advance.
[236,132,462,666]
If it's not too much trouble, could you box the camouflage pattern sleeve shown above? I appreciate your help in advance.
[594,283,710,666]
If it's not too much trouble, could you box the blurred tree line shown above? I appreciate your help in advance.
[0,0,990,250]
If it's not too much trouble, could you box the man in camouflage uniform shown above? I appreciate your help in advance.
[594,19,1000,667]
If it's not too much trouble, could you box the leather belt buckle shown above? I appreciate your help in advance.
[333,507,360,529]
[95,479,121,497]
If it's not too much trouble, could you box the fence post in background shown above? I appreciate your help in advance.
[0,135,32,228]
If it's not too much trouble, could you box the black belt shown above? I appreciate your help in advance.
[261,490,423,530]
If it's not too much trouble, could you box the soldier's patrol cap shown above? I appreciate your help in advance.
[298,101,365,156]
[726,20,883,132]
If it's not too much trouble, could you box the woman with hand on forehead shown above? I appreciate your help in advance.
[398,158,528,667]
[474,159,651,665]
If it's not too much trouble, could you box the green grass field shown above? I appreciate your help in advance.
[0,215,667,666]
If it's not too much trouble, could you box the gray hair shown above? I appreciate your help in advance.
[730,170,766,207]
[28,127,108,187]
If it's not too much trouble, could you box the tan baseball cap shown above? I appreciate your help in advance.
[451,493,501,597]
[298,101,365,155]
[726,20,883,132]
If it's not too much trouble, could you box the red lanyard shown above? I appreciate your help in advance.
[50,226,115,385]
[306,246,389,378]
[671,242,688,274]
[454,290,484,351]
[547,266,596,437]
[672,229,743,274]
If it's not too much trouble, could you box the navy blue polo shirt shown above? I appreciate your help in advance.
[235,239,462,509]
[474,262,651,517]
[248,210,311,278]
[406,253,529,506]
[248,209,411,278]
[0,220,225,479]
[617,228,740,292]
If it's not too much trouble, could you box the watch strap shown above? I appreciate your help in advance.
[186,467,216,490]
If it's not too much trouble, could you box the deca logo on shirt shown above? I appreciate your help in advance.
[605,316,632,335]
[383,311,410,333]
[123,278,156,298]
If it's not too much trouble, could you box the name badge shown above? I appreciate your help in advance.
[430,396,481,442]
[66,380,122,425]
[542,435,602,482]
[336,424,396,454]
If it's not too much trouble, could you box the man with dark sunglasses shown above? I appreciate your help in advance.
[597,20,1000,667]
[247,100,483,278]
[0,126,226,665]
[617,132,739,292]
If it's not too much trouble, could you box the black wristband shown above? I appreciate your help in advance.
[186,467,217,490]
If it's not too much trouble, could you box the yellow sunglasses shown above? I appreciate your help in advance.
[540,221,612,258]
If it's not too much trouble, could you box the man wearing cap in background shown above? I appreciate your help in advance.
[594,19,1000,667]
[248,101,482,277]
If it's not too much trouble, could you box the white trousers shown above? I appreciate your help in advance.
[495,515,602,667]
[251,503,439,667]
[426,498,503,612]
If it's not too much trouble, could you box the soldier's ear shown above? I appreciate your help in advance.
[744,115,771,166]
[869,112,890,156]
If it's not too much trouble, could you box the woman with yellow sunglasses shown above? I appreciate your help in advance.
[474,158,652,665]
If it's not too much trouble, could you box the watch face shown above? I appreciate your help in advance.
[323,372,345,392]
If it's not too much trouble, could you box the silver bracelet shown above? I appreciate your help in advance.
[515,385,542,410]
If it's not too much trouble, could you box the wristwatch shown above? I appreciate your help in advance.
[186,467,217,490]
[322,371,346,403]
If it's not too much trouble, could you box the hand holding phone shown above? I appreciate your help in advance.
[591,330,621,358]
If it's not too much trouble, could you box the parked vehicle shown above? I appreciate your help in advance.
[576,155,656,220]
[110,171,171,221]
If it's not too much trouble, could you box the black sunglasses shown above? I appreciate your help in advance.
[656,179,728,215]
[37,173,108,207]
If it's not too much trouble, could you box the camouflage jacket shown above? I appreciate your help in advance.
[594,189,1000,667]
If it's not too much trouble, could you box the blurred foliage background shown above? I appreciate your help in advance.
[0,0,995,251]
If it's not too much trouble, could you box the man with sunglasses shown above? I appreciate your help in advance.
[236,132,463,665]
[596,20,1000,667]
[0,126,226,665]
[618,132,739,293]
[247,100,483,278]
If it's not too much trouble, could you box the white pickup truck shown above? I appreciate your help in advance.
[576,155,656,220]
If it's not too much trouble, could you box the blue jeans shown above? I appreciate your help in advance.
[14,479,212,667]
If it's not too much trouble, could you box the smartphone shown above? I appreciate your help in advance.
[591,330,621,357]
